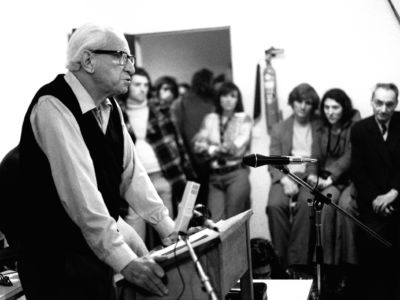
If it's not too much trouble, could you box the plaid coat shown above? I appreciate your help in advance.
[119,98,197,211]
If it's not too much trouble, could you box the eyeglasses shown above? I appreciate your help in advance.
[91,50,135,66]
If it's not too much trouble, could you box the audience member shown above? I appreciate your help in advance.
[154,75,180,105]
[302,88,361,296]
[0,146,20,249]
[17,23,176,299]
[0,146,20,271]
[266,83,321,278]
[351,83,400,300]
[178,82,190,97]
[212,73,227,93]
[193,82,252,221]
[171,68,216,206]
[117,67,196,244]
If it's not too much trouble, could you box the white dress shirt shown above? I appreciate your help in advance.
[29,72,174,272]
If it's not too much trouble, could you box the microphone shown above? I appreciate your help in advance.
[242,154,317,167]
[192,210,219,232]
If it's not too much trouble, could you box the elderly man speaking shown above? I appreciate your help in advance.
[17,23,176,300]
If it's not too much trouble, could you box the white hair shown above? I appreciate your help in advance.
[66,23,127,71]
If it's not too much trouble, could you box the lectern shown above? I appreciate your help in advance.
[117,209,254,300]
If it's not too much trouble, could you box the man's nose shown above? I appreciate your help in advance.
[125,61,135,76]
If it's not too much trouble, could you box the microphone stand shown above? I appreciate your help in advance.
[273,165,391,300]
[179,233,218,300]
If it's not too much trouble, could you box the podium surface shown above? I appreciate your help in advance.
[121,210,254,300]
[0,270,23,300]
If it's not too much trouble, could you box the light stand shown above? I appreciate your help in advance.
[179,233,218,300]
[273,164,391,300]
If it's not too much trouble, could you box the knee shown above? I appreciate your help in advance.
[339,195,358,215]
[338,196,350,210]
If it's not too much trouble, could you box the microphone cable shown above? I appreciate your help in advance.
[174,232,187,300]
[313,175,320,192]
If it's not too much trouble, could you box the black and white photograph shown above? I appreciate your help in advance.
[1,1,400,299]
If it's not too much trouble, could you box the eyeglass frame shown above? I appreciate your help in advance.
[90,50,135,66]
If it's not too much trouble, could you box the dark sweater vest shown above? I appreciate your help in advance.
[19,74,124,255]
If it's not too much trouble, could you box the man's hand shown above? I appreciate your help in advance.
[318,177,333,190]
[307,174,318,187]
[187,226,203,235]
[280,176,299,197]
[307,174,333,190]
[372,189,398,216]
[193,140,209,154]
[121,255,169,297]
[161,231,179,246]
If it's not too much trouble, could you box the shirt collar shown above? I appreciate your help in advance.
[64,72,113,113]
[126,98,148,110]
[374,117,390,131]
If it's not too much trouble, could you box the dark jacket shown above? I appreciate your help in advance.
[307,110,361,187]
[351,111,400,212]
[268,115,322,183]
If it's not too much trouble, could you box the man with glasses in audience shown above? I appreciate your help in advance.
[351,83,400,300]
[17,23,175,300]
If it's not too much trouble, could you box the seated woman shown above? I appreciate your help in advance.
[193,82,252,221]
[266,83,321,277]
[303,88,360,292]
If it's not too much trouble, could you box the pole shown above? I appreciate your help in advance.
[313,195,324,299]
[180,234,219,300]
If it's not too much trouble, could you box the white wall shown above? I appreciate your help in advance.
[1,0,400,240]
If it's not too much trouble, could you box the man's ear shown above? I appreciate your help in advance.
[81,50,95,73]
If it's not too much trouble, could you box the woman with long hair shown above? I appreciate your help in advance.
[193,82,252,221]
[305,88,360,295]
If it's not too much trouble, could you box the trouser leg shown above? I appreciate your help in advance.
[224,168,251,219]
[336,184,359,265]
[266,182,291,267]
[288,187,313,266]
[208,174,226,222]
